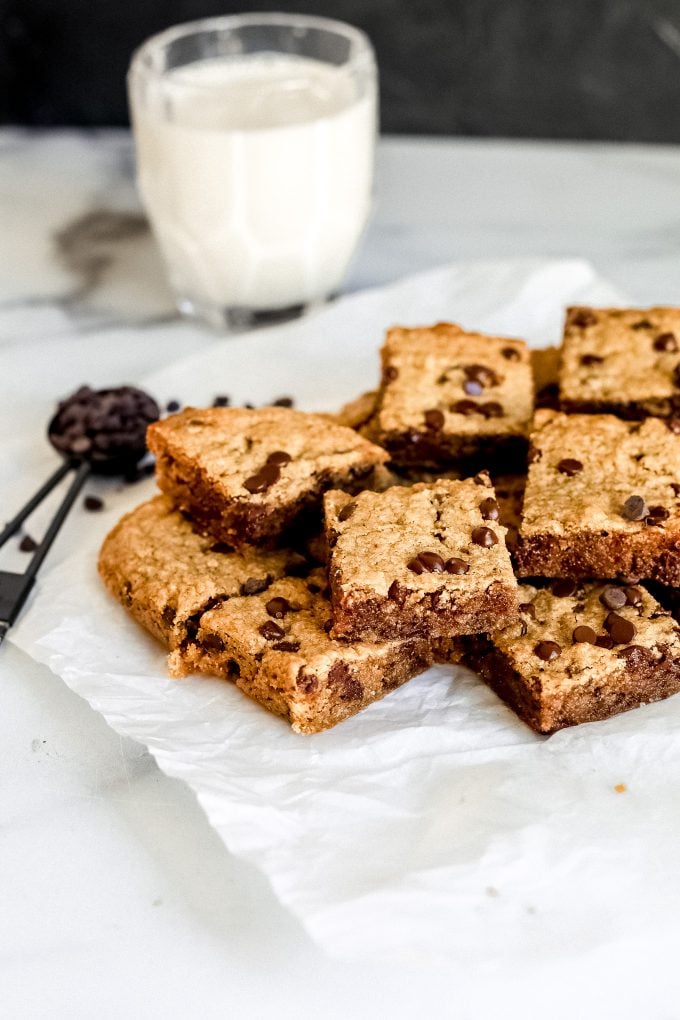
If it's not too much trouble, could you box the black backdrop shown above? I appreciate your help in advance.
[4,0,680,140]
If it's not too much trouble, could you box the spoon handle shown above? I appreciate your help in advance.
[0,460,72,548]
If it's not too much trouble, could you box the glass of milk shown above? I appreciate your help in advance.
[128,14,377,330]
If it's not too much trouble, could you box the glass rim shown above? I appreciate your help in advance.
[129,12,375,83]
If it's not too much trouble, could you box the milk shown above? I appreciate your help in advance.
[131,54,376,314]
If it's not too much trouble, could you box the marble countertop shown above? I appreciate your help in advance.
[2,129,680,1018]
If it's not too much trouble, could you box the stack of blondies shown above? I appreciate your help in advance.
[99,310,680,734]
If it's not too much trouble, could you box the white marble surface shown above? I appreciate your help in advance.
[2,129,680,1018]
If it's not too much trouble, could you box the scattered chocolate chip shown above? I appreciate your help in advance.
[557,458,583,476]
[631,319,653,330]
[621,494,649,521]
[647,505,669,521]
[166,399,181,413]
[569,308,597,328]
[273,639,301,652]
[472,526,498,547]
[271,396,294,407]
[580,354,604,366]
[387,579,409,604]
[424,408,445,430]
[479,497,500,521]
[552,578,577,597]
[202,633,225,652]
[240,575,271,596]
[266,450,292,466]
[519,602,536,618]
[481,402,504,418]
[384,365,399,381]
[624,587,643,606]
[84,495,104,512]
[266,596,290,619]
[534,640,561,661]
[573,625,597,644]
[407,557,426,574]
[502,346,521,361]
[604,612,636,644]
[243,462,280,493]
[417,551,446,572]
[595,634,615,649]
[473,470,492,486]
[463,379,483,396]
[464,364,499,388]
[655,332,678,352]
[212,395,230,407]
[600,586,627,610]
[19,534,38,553]
[259,620,285,641]
[161,606,176,627]
[338,500,357,523]
[445,557,469,574]
[297,671,318,693]
[450,399,479,415]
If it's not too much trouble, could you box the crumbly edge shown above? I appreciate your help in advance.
[559,396,680,420]
[369,430,528,471]
[515,529,680,585]
[463,634,680,733]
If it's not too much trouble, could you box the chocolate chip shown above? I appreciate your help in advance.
[450,399,479,415]
[407,557,426,574]
[266,596,290,619]
[534,640,561,661]
[569,308,597,328]
[266,450,292,466]
[338,500,357,522]
[271,396,294,407]
[557,458,583,476]
[624,586,643,606]
[502,347,521,361]
[384,365,399,381]
[259,620,285,641]
[604,612,636,644]
[655,332,678,352]
[243,462,280,493]
[273,639,301,652]
[387,579,409,605]
[323,619,333,634]
[424,408,445,430]
[472,526,498,547]
[84,495,104,512]
[595,634,615,649]
[19,534,38,553]
[202,633,225,652]
[417,551,446,572]
[445,557,469,574]
[632,319,653,330]
[465,364,499,388]
[481,402,504,418]
[599,586,627,610]
[621,495,649,521]
[328,661,363,701]
[580,354,604,366]
[297,671,318,693]
[166,399,181,413]
[552,578,577,597]
[212,395,230,407]
[573,625,597,644]
[161,605,176,627]
[647,505,669,521]
[240,575,271,596]
[519,602,536,617]
[479,497,500,521]
[463,379,483,396]
[210,542,234,554]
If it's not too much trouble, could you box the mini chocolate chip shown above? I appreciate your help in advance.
[573,625,597,644]
[259,620,285,641]
[84,495,104,512]
[502,346,521,361]
[625,586,643,606]
[632,319,653,330]
[621,495,649,521]
[417,551,446,572]
[266,596,290,619]
[266,450,292,466]
[463,379,483,396]
[407,557,427,574]
[569,308,597,328]
[647,505,669,520]
[166,399,181,413]
[243,462,280,493]
[595,634,615,649]
[19,534,38,553]
[202,633,225,652]
[480,402,503,418]
[424,408,445,430]
[338,500,357,522]
[552,578,577,597]
[274,639,301,652]
[445,557,469,574]
[604,612,636,644]
[519,602,536,617]
[240,576,271,596]
[600,586,627,610]
[557,458,583,476]
[580,354,604,366]
[271,396,294,407]
[212,395,230,407]
[465,364,499,388]
[388,579,409,605]
[450,399,479,415]
[298,671,318,693]
[479,497,500,521]
[534,640,561,661]
[655,332,678,352]
[472,526,498,547]
[384,365,399,381]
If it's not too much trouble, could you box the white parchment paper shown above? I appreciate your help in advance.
[14,258,678,968]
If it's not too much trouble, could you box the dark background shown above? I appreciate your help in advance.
[3,0,680,140]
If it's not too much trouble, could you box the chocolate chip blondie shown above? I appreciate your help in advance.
[559,305,680,420]
[463,579,680,732]
[178,568,434,733]
[147,406,389,548]
[516,410,680,584]
[368,322,533,467]
[324,479,519,641]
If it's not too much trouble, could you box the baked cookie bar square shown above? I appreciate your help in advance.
[463,579,680,732]
[515,410,680,584]
[324,478,519,641]
[147,406,389,548]
[559,305,680,420]
[368,322,533,467]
